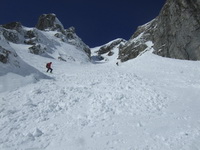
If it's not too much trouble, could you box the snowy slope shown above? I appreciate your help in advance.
[0,34,50,93]
[0,24,90,93]
[23,28,90,63]
[1,41,200,150]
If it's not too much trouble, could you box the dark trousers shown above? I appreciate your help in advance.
[47,68,53,73]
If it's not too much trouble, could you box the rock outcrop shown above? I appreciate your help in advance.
[0,34,20,67]
[119,0,200,61]
[36,13,64,32]
[0,46,10,63]
[92,38,126,62]
[98,38,126,55]
[153,0,200,60]
[118,20,156,62]
[0,22,25,43]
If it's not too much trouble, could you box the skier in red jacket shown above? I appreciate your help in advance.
[46,62,53,73]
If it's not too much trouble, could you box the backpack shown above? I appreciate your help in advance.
[46,63,48,68]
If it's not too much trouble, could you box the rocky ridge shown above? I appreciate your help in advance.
[0,13,91,64]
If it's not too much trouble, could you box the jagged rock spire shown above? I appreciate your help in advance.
[35,13,64,31]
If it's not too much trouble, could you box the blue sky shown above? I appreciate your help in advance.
[0,0,166,47]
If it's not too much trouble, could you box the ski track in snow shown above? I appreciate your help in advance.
[1,51,200,150]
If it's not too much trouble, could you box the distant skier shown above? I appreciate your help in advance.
[46,62,53,73]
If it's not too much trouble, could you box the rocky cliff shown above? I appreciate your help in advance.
[119,0,200,61]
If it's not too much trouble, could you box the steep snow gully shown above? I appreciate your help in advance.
[1,48,200,150]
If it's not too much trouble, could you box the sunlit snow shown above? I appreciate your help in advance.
[1,37,200,150]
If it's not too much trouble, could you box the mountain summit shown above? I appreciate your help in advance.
[36,13,64,31]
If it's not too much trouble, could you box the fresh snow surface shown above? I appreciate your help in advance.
[1,43,200,150]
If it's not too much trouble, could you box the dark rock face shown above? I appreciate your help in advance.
[65,26,76,39]
[2,30,20,43]
[2,22,22,31]
[0,22,24,43]
[119,0,200,61]
[25,30,36,39]
[153,0,200,60]
[36,14,64,31]
[24,30,37,45]
[29,44,45,55]
[83,46,91,58]
[0,46,10,63]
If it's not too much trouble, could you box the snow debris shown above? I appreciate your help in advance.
[1,36,200,150]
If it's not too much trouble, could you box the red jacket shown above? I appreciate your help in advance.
[47,62,52,68]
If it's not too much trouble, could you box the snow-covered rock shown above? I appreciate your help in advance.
[91,38,126,63]
[0,13,91,92]
[118,20,156,62]
[0,13,91,63]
